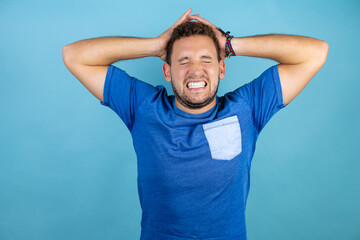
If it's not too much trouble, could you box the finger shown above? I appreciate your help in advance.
[185,13,200,22]
[179,11,200,25]
[188,15,212,25]
[182,8,192,17]
[175,8,192,25]
[188,15,216,28]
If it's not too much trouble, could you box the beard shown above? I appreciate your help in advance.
[171,73,220,110]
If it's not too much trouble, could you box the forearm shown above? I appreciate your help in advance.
[62,37,161,66]
[231,34,328,64]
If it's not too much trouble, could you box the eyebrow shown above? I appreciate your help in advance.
[177,55,213,62]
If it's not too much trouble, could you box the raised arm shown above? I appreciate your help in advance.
[230,35,329,105]
[188,15,329,106]
[62,8,198,102]
[62,37,159,103]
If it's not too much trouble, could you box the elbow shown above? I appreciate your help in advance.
[316,41,329,66]
[321,41,329,58]
[62,44,74,67]
[321,41,329,65]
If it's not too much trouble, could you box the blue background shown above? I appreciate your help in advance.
[1,0,359,239]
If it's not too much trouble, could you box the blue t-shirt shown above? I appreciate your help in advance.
[100,64,286,240]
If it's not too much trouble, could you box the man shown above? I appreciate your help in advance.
[63,8,328,240]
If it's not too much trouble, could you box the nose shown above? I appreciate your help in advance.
[189,61,204,76]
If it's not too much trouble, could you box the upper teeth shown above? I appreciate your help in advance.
[187,81,206,89]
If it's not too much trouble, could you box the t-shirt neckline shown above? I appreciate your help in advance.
[172,96,219,119]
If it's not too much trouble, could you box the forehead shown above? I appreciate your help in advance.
[171,35,217,60]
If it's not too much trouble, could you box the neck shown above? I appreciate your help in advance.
[175,98,217,114]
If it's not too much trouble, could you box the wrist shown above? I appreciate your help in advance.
[152,36,168,61]
[146,37,164,58]
[230,38,242,56]
[216,27,236,58]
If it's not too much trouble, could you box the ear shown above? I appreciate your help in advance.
[162,62,172,82]
[219,59,225,79]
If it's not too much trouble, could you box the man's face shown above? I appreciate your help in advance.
[163,35,225,113]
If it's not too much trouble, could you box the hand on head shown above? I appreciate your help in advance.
[157,8,199,61]
[156,8,227,61]
[187,14,227,60]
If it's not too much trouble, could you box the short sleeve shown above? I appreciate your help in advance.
[100,64,157,131]
[227,64,286,134]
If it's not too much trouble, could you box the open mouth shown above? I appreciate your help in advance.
[186,81,207,89]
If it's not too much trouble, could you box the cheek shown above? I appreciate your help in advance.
[205,67,219,79]
[172,66,187,77]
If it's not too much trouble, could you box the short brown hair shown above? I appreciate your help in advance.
[165,21,220,65]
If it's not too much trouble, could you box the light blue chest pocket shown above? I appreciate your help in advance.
[202,115,242,160]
